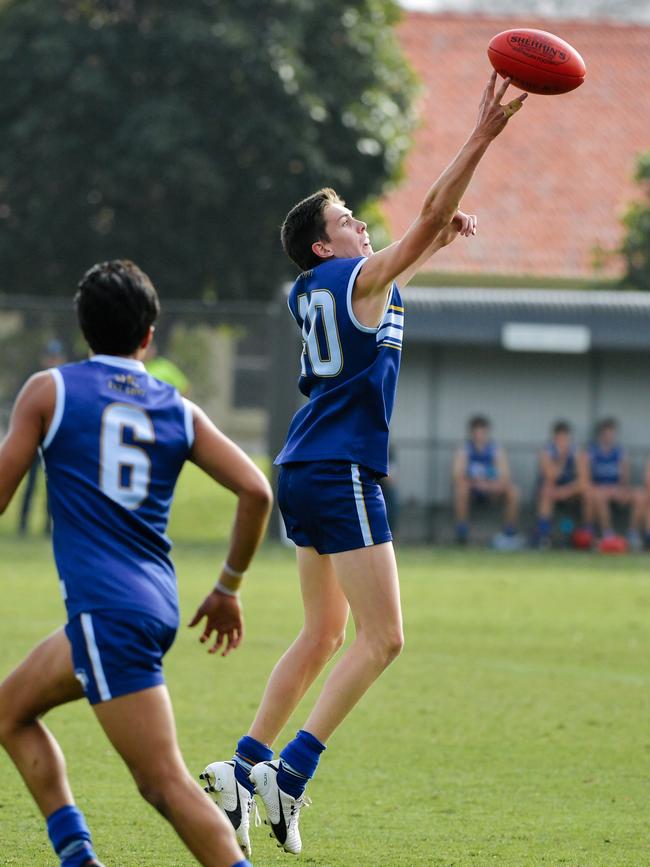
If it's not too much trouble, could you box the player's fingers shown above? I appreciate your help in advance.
[485,69,497,97]
[187,609,203,629]
[208,631,225,654]
[502,94,526,119]
[495,75,512,104]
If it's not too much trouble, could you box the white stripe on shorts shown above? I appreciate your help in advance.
[351,463,374,547]
[80,613,112,702]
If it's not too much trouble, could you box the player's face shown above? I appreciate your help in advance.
[598,425,616,448]
[315,203,373,260]
[471,425,489,447]
[554,431,571,453]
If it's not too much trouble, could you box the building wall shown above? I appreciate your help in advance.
[391,346,650,516]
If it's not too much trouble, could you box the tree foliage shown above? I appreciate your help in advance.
[621,151,650,291]
[0,0,416,299]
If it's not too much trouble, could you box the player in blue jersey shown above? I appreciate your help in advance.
[201,73,527,856]
[584,416,645,547]
[533,420,587,546]
[452,414,521,548]
[0,261,272,867]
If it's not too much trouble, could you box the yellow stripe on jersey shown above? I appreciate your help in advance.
[388,304,404,313]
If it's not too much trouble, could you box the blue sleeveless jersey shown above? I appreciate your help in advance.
[274,256,403,476]
[465,441,498,480]
[545,443,577,486]
[589,443,623,485]
[41,355,194,628]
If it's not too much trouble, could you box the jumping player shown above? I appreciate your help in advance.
[201,73,527,856]
[0,261,272,867]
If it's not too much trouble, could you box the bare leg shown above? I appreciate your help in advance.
[302,542,403,744]
[249,547,349,746]
[94,686,242,867]
[629,489,647,533]
[0,629,83,818]
[594,489,613,534]
[537,484,555,521]
[454,478,471,523]
[503,483,519,527]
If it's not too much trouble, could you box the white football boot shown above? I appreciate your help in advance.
[250,759,311,855]
[200,760,259,858]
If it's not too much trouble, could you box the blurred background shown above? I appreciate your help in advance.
[1,0,649,543]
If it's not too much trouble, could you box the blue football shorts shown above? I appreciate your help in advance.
[65,610,177,705]
[278,460,393,555]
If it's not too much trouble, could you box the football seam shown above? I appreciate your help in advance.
[488,46,585,81]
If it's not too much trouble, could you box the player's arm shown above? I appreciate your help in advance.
[355,73,526,299]
[396,210,477,289]
[0,372,54,514]
[619,452,631,488]
[186,403,272,656]
[576,450,591,488]
[495,447,512,486]
[539,449,559,485]
[452,446,468,484]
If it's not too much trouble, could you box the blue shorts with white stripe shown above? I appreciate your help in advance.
[65,610,177,705]
[278,461,392,555]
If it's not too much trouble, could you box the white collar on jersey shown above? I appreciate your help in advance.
[89,354,146,372]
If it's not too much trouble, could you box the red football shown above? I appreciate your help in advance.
[488,28,586,95]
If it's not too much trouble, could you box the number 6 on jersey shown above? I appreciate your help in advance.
[100,403,155,509]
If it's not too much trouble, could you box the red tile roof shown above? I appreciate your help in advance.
[381,13,650,280]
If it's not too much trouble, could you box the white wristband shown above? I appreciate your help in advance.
[223,562,245,579]
[215,581,239,598]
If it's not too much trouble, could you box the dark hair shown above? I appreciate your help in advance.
[468,414,490,432]
[75,260,160,355]
[596,416,618,435]
[281,187,343,272]
[552,420,572,435]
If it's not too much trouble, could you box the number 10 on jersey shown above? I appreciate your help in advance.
[298,290,343,378]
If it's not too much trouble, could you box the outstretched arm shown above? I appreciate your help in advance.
[187,404,273,656]
[0,372,54,514]
[356,73,526,299]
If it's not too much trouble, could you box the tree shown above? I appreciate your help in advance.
[621,151,650,291]
[0,0,416,299]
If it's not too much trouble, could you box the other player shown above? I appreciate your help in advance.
[0,261,272,867]
[583,416,645,548]
[201,73,526,856]
[533,420,587,546]
[452,414,521,548]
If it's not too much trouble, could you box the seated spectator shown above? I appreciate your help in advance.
[583,417,646,549]
[452,415,521,549]
[534,420,587,547]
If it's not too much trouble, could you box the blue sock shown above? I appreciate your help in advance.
[503,524,516,537]
[233,735,273,795]
[455,521,469,541]
[47,805,97,867]
[232,861,252,867]
[537,517,551,538]
[278,730,326,798]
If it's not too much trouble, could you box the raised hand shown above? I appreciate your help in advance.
[475,71,527,140]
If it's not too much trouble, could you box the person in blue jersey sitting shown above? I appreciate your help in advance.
[0,261,272,867]
[201,73,527,856]
[534,420,588,547]
[584,416,646,549]
[452,414,521,549]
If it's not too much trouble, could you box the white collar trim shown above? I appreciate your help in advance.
[90,354,146,372]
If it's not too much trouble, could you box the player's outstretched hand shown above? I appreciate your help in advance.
[475,71,527,140]
[188,590,244,657]
[437,209,477,247]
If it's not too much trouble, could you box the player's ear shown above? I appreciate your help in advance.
[311,240,334,260]
[140,325,155,351]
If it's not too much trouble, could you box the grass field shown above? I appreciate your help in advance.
[2,465,650,866]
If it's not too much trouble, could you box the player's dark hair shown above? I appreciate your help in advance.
[552,420,572,435]
[281,187,344,272]
[468,414,490,432]
[75,260,160,355]
[596,416,618,435]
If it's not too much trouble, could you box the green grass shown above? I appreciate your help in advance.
[2,469,650,865]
